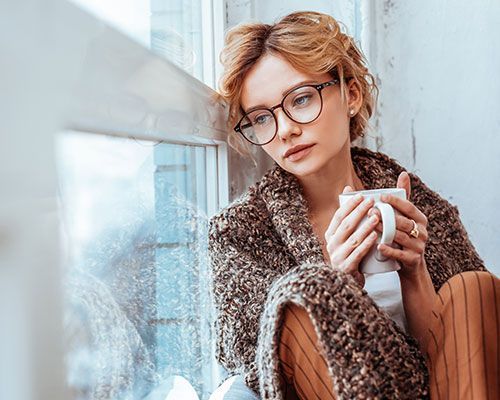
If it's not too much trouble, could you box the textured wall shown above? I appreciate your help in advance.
[363,0,500,274]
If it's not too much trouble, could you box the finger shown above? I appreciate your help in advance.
[375,216,428,242]
[343,230,378,267]
[397,171,411,200]
[334,197,375,243]
[379,194,427,224]
[395,215,428,241]
[367,207,381,218]
[325,192,364,237]
[377,243,422,268]
[389,229,426,253]
[334,212,379,259]
[325,185,362,239]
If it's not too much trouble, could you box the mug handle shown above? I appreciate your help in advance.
[373,201,396,262]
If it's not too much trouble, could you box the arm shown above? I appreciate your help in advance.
[399,260,437,354]
[374,169,484,354]
[399,199,487,354]
[398,171,487,351]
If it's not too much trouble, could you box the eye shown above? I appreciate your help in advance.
[293,94,312,107]
[252,113,272,125]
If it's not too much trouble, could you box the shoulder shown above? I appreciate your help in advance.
[351,146,457,218]
[351,146,453,191]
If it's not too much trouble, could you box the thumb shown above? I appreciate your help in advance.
[397,171,411,200]
[343,185,354,194]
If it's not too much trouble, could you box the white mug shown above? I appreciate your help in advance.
[338,188,407,274]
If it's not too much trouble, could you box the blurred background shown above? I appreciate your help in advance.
[1,0,498,399]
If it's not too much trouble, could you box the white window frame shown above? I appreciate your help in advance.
[0,0,228,398]
[202,0,226,90]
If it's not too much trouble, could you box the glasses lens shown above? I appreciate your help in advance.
[239,109,276,144]
[283,86,322,123]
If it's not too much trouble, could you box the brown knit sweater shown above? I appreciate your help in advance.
[208,146,487,399]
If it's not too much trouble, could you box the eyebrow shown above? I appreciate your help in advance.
[243,79,319,114]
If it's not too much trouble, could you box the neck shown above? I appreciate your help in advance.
[297,142,364,215]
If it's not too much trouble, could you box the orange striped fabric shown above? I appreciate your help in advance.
[278,271,499,400]
[279,303,337,400]
[424,271,499,400]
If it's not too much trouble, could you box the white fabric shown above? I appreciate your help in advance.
[209,375,259,400]
[363,270,409,333]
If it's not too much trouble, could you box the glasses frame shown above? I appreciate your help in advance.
[234,79,339,146]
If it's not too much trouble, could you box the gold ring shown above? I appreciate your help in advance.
[409,219,419,239]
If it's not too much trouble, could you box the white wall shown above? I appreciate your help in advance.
[225,0,499,275]
[364,0,500,274]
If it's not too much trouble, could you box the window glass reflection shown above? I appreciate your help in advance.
[70,0,204,80]
[57,132,215,399]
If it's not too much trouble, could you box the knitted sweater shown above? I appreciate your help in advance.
[208,146,487,399]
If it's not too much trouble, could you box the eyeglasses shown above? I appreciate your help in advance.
[234,79,339,146]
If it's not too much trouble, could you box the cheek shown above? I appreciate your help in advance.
[261,142,281,161]
[307,111,346,143]
[314,102,350,140]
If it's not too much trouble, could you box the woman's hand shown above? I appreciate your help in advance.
[324,186,380,288]
[371,171,429,280]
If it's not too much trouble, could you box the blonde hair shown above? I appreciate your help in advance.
[218,11,379,157]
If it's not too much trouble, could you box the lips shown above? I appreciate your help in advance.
[284,144,314,158]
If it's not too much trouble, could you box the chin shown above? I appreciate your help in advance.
[280,158,324,178]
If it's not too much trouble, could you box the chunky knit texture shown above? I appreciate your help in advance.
[208,146,488,399]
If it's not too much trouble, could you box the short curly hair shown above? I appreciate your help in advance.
[218,11,379,157]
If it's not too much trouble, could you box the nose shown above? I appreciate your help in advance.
[275,107,301,141]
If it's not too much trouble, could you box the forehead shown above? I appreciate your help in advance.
[240,53,330,110]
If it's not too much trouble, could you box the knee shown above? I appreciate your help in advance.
[449,270,496,285]
[443,270,498,299]
[279,302,316,352]
[280,303,311,339]
[279,303,312,375]
[283,303,310,323]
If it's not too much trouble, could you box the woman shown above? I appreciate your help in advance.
[208,11,498,400]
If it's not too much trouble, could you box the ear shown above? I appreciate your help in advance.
[346,79,363,113]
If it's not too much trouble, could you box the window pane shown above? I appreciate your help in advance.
[70,0,204,81]
[150,0,204,80]
[57,132,217,399]
[70,0,151,47]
